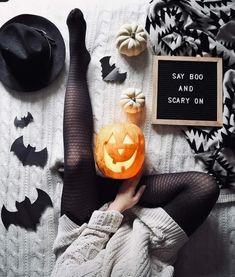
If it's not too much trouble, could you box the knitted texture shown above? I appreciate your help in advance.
[51,205,188,277]
[98,171,219,236]
[0,0,234,277]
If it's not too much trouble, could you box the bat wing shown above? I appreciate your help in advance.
[104,69,127,83]
[100,56,127,83]
[1,203,35,230]
[1,205,15,230]
[100,56,115,78]
[26,146,48,168]
[11,136,48,167]
[31,189,53,227]
[1,189,53,232]
[14,112,33,128]
[14,116,21,128]
[10,136,29,165]
[24,112,33,126]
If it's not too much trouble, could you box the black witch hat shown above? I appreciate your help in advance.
[0,14,65,92]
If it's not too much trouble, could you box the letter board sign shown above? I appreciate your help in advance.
[152,56,223,127]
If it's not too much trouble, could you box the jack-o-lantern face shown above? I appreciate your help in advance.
[95,123,145,179]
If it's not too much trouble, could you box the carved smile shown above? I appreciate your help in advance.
[104,146,137,173]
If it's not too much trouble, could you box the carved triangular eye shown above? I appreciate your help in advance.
[123,134,134,144]
[108,134,116,144]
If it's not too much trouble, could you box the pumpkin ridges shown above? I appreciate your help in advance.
[116,35,130,45]
[116,23,147,57]
[128,38,136,50]
[120,88,145,113]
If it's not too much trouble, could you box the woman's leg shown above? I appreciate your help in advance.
[61,9,219,234]
[61,9,100,225]
[99,172,219,236]
[140,172,220,236]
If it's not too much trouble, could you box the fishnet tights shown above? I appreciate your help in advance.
[98,172,219,236]
[61,9,219,237]
[61,9,100,224]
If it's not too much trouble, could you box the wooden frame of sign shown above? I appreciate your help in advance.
[152,56,223,127]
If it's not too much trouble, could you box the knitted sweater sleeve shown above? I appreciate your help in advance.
[131,206,188,253]
[51,209,123,276]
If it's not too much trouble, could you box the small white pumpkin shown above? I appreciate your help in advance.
[116,23,147,57]
[120,88,145,114]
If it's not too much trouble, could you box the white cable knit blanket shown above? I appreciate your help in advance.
[0,0,235,276]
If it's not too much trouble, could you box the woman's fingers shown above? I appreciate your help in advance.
[133,185,146,202]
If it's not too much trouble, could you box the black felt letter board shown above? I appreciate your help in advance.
[152,56,223,127]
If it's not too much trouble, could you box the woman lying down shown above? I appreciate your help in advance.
[51,9,219,277]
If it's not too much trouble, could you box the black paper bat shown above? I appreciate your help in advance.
[14,112,33,128]
[10,136,48,167]
[100,56,127,83]
[1,189,53,231]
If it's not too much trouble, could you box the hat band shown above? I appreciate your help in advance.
[33,27,56,61]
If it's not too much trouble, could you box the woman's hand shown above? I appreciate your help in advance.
[107,169,146,213]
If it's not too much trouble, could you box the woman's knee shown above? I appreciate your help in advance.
[201,173,220,203]
[190,172,220,204]
[167,172,219,236]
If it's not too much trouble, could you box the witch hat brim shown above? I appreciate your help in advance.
[0,14,66,92]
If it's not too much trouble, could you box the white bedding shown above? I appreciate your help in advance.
[0,0,234,276]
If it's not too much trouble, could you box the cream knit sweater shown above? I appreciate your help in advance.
[51,203,188,277]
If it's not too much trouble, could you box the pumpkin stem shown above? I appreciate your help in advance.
[131,32,135,39]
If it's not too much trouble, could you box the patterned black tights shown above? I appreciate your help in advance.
[61,9,100,224]
[61,9,219,237]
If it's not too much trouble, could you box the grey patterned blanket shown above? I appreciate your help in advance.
[146,0,235,190]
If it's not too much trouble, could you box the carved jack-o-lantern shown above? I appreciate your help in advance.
[95,123,145,179]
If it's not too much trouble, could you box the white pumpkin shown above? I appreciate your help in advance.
[120,88,145,113]
[116,23,147,57]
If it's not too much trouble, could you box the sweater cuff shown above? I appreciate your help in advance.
[57,214,81,233]
[131,206,188,249]
[53,215,87,257]
[87,210,123,233]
